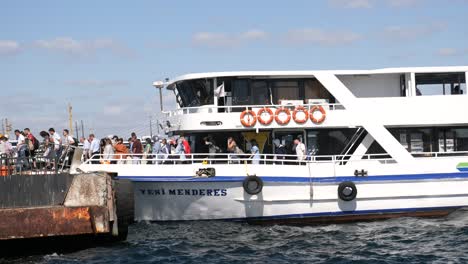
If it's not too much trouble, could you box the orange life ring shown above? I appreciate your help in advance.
[275,107,291,125]
[257,108,274,125]
[240,110,257,127]
[292,106,309,124]
[310,105,326,124]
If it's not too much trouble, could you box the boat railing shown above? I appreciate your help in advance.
[164,103,345,117]
[81,152,397,166]
[81,150,468,167]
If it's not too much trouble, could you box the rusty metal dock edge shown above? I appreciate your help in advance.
[0,172,132,242]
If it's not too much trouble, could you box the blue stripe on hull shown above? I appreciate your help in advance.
[118,172,468,183]
[238,206,463,221]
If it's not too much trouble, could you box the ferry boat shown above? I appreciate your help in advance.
[79,66,468,224]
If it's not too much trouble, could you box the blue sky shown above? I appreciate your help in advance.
[1,0,467,138]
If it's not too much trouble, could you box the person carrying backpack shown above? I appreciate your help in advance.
[24,128,39,168]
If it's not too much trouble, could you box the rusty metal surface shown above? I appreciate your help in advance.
[0,206,110,240]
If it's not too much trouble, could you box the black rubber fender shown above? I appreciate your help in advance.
[338,181,357,201]
[243,175,263,195]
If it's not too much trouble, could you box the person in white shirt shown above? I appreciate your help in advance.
[80,137,90,160]
[62,129,75,147]
[62,129,75,167]
[294,138,306,162]
[88,134,101,164]
[15,129,30,169]
[102,138,115,163]
[49,128,62,158]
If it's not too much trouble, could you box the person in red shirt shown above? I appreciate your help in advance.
[131,132,143,164]
[180,136,191,154]
[24,128,38,168]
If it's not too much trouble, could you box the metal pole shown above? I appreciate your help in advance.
[157,120,160,135]
[81,120,84,138]
[159,88,164,112]
[1,119,4,135]
[149,116,153,138]
[75,121,79,139]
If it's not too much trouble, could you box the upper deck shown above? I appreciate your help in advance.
[157,66,468,133]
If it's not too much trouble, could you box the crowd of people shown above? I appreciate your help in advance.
[1,127,309,169]
[81,132,193,165]
[0,128,77,170]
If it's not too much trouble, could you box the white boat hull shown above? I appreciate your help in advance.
[132,175,468,222]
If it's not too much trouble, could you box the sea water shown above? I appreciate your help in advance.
[6,210,468,264]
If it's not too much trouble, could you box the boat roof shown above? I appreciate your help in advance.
[161,66,468,87]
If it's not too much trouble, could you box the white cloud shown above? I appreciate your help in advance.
[285,28,361,46]
[436,48,459,57]
[329,0,373,8]
[386,0,421,7]
[192,29,268,48]
[381,23,446,41]
[33,37,135,59]
[0,40,20,56]
[103,105,123,116]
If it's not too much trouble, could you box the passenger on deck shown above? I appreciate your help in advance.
[152,136,161,162]
[49,128,62,158]
[102,138,114,164]
[294,138,306,163]
[80,137,90,161]
[181,136,191,159]
[40,131,55,169]
[15,129,29,170]
[204,136,220,159]
[88,134,100,164]
[175,138,186,161]
[227,137,242,163]
[24,128,38,168]
[273,139,287,163]
[159,138,170,163]
[142,138,152,164]
[62,129,75,167]
[0,135,12,158]
[114,138,129,164]
[250,140,260,164]
[131,133,143,164]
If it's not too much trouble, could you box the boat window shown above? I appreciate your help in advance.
[231,80,270,106]
[367,127,468,155]
[390,128,434,153]
[307,128,359,156]
[438,128,468,152]
[232,80,250,105]
[175,79,214,107]
[271,81,300,104]
[415,72,466,96]
[251,81,270,105]
[304,79,334,103]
